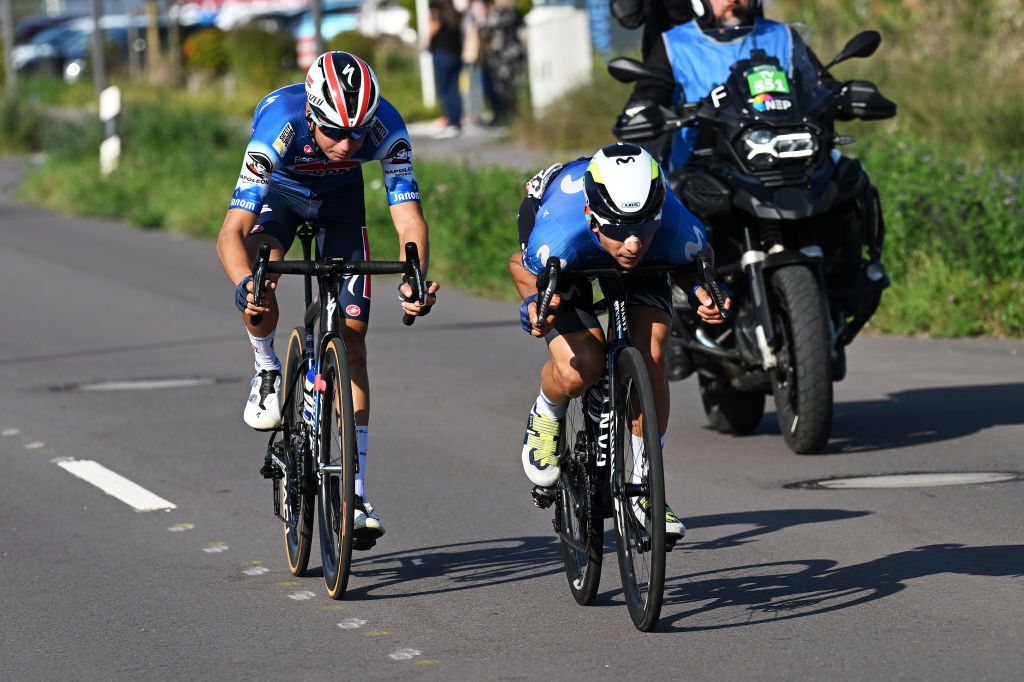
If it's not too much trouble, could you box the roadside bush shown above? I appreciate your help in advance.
[224,26,297,90]
[183,28,229,74]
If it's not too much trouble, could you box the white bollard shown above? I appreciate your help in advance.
[525,7,593,113]
[99,85,121,176]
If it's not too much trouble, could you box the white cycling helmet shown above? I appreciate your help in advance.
[305,51,381,129]
[584,142,666,231]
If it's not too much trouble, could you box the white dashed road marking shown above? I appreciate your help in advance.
[243,566,270,576]
[338,618,367,629]
[57,459,176,511]
[288,590,316,601]
[168,523,194,532]
[2,428,20,436]
[203,543,229,553]
[389,648,422,661]
[24,442,45,450]
[77,378,217,391]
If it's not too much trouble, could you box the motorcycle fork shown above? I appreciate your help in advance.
[740,225,778,370]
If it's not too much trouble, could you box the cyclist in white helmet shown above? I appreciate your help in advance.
[510,142,731,543]
[216,51,440,543]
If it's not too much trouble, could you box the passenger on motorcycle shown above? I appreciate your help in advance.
[509,142,731,543]
[215,51,440,541]
[621,0,833,171]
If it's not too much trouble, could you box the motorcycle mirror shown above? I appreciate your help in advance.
[823,30,882,71]
[608,57,676,87]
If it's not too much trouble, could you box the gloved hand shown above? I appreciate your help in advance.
[234,275,254,312]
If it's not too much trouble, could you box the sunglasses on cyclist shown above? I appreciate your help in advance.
[317,123,368,142]
[590,213,662,242]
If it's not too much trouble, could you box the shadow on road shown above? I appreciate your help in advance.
[734,383,1024,454]
[344,508,869,602]
[826,383,1024,453]
[683,508,871,550]
[347,536,564,599]
[659,543,1024,632]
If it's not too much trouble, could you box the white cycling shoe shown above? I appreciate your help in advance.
[244,369,282,431]
[354,496,385,539]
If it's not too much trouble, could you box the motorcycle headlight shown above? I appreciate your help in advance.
[738,128,818,171]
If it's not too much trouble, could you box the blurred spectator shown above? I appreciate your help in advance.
[461,0,490,126]
[428,0,464,138]
[480,0,524,126]
[610,0,696,58]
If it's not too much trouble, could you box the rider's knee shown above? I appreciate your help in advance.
[339,327,367,367]
[553,352,603,397]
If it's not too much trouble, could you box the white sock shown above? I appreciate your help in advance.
[248,329,281,371]
[630,434,666,484]
[355,425,368,500]
[534,390,567,420]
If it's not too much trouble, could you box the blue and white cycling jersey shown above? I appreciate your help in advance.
[229,84,420,214]
[521,158,709,275]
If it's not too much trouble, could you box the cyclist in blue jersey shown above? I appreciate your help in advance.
[216,51,439,541]
[509,142,731,543]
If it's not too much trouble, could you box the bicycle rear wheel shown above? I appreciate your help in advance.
[317,336,357,599]
[555,395,603,605]
[612,347,666,631]
[281,327,314,576]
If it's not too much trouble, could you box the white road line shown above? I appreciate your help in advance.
[56,459,176,511]
[24,442,45,450]
[389,648,422,661]
[2,428,20,436]
[288,590,316,601]
[78,378,216,391]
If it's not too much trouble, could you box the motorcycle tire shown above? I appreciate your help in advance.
[768,266,833,454]
[697,373,766,435]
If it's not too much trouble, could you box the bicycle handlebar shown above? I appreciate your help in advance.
[534,256,729,322]
[249,241,425,326]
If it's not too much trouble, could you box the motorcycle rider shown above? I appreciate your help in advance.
[621,0,835,172]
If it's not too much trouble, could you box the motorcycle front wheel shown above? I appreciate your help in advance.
[769,266,833,454]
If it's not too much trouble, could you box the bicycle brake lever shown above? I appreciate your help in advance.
[697,251,729,322]
[251,242,271,326]
[402,242,425,326]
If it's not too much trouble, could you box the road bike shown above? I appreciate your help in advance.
[250,222,426,599]
[531,256,726,631]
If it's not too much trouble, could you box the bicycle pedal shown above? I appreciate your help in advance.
[531,485,557,509]
[352,538,377,551]
[260,462,283,480]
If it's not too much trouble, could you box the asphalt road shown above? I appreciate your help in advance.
[1,158,1022,680]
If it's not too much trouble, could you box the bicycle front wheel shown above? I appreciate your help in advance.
[317,336,357,600]
[281,327,314,576]
[612,347,666,631]
[555,394,603,605]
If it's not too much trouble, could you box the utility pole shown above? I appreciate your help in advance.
[1,0,16,96]
[90,0,107,95]
[311,0,324,57]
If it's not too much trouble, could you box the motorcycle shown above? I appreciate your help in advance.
[610,30,896,454]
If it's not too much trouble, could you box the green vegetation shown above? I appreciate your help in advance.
[3,1,1022,336]
[12,98,524,300]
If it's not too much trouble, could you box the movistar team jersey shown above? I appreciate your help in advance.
[521,158,708,274]
[229,84,420,214]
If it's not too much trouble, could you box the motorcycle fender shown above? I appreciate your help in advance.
[732,182,839,220]
[760,250,820,274]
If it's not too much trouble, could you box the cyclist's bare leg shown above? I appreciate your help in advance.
[627,305,672,436]
[243,233,285,337]
[540,327,606,404]
[339,318,369,426]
